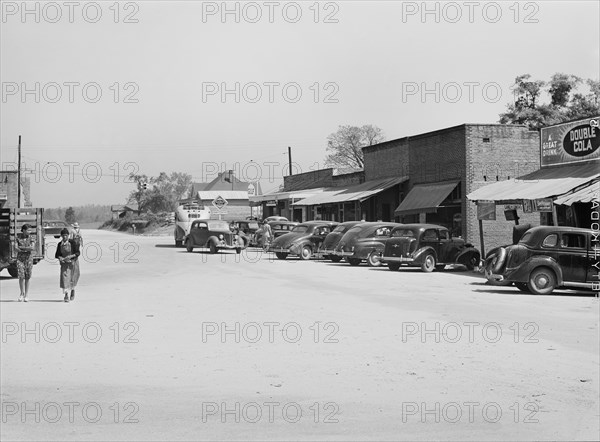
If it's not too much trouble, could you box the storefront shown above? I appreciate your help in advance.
[467,116,599,252]
[291,177,407,222]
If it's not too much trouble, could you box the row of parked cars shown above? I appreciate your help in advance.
[182,217,596,296]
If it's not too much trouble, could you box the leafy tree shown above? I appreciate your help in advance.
[499,73,600,129]
[324,124,385,170]
[127,171,193,213]
[64,207,76,223]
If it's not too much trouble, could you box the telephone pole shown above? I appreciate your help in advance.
[288,146,293,176]
[17,135,22,208]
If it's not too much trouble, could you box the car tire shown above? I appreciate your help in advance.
[7,266,18,278]
[388,263,400,271]
[175,240,182,247]
[421,254,435,272]
[236,248,241,254]
[515,282,530,293]
[367,251,382,267]
[186,240,193,253]
[527,267,557,295]
[348,258,361,266]
[209,243,217,254]
[435,264,445,271]
[330,256,342,263]
[300,246,312,260]
[276,252,288,260]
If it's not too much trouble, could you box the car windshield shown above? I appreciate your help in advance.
[333,225,349,233]
[248,222,259,230]
[208,221,231,231]
[391,228,417,238]
[291,225,309,233]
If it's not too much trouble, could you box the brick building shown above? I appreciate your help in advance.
[0,171,31,208]
[258,123,541,251]
[468,116,600,247]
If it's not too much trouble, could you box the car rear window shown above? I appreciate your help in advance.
[519,231,533,244]
[333,225,347,233]
[392,229,416,238]
[292,225,309,233]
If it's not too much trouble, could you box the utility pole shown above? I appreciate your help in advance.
[17,135,21,208]
[288,146,292,176]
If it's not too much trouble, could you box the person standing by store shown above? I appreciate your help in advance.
[55,228,80,303]
[16,224,36,302]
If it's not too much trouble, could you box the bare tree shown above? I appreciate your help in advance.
[324,124,385,170]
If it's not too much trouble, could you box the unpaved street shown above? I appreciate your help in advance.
[1,229,599,441]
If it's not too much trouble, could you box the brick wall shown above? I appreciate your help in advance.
[284,169,333,191]
[465,125,541,251]
[363,139,410,181]
[332,171,364,187]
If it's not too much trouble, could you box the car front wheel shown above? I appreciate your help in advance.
[276,252,288,260]
[348,258,361,266]
[527,267,556,295]
[300,246,312,261]
[175,240,182,247]
[7,266,18,277]
[367,251,382,267]
[330,255,342,263]
[209,243,217,254]
[421,254,435,272]
[186,240,193,253]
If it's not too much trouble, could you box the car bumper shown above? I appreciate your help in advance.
[381,256,415,264]
[269,247,290,254]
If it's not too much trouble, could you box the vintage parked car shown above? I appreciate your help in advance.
[43,220,74,238]
[381,224,481,272]
[230,220,260,247]
[484,226,596,295]
[318,221,365,262]
[333,222,401,267]
[184,220,246,254]
[268,221,339,260]
[270,221,299,238]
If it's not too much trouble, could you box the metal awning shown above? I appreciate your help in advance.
[292,176,407,206]
[467,162,600,202]
[554,180,599,206]
[248,188,327,204]
[394,181,459,216]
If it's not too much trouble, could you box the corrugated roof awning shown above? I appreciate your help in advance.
[394,181,459,216]
[554,180,599,206]
[293,177,407,206]
[248,188,326,204]
[467,162,600,202]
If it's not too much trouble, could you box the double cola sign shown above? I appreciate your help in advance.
[563,124,599,157]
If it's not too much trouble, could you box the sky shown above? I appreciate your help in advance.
[1,0,599,207]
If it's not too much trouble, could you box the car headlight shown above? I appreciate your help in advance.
[219,234,224,240]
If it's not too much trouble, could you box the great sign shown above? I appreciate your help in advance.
[541,116,600,167]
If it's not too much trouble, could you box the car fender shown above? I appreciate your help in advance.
[507,256,564,285]
[207,236,220,248]
[413,246,437,263]
[290,239,313,253]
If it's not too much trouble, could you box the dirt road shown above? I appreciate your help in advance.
[1,230,598,441]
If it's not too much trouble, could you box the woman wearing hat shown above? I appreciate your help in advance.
[55,228,80,302]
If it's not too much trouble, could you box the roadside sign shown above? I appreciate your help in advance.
[247,184,256,196]
[477,201,496,220]
[534,198,553,212]
[212,195,228,211]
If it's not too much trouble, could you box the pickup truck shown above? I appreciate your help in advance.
[0,208,45,277]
